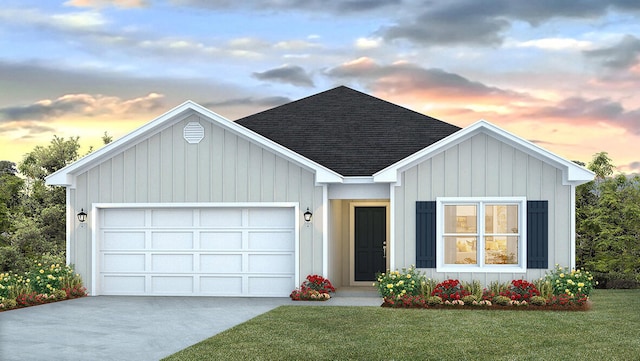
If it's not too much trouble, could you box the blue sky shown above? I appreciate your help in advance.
[1,0,640,173]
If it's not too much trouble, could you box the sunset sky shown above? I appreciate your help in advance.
[1,0,639,173]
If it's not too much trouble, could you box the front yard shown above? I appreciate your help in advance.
[163,289,639,361]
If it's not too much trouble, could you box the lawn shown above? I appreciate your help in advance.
[163,290,640,361]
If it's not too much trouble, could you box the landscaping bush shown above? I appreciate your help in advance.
[499,279,540,302]
[546,264,596,298]
[431,279,470,301]
[375,265,424,298]
[0,259,86,311]
[290,275,335,301]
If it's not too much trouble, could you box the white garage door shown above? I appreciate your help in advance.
[96,206,296,297]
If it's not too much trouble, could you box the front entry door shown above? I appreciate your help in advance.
[354,207,386,281]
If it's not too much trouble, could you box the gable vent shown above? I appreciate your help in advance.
[183,122,205,144]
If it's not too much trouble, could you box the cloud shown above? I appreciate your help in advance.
[169,0,400,13]
[203,96,290,109]
[325,57,530,103]
[253,65,315,87]
[584,35,640,70]
[0,8,108,33]
[64,0,148,8]
[0,93,165,123]
[526,96,640,135]
[513,38,593,51]
[378,1,640,47]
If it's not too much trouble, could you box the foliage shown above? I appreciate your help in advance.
[533,277,554,299]
[290,275,334,301]
[530,295,547,306]
[546,265,596,298]
[493,295,512,306]
[420,277,439,297]
[576,152,640,286]
[461,280,483,299]
[374,265,424,298]
[499,279,540,302]
[302,274,335,293]
[430,279,471,301]
[0,261,86,310]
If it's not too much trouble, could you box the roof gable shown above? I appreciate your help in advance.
[46,101,342,187]
[236,86,461,176]
[374,119,595,186]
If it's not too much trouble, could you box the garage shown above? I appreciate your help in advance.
[95,205,297,297]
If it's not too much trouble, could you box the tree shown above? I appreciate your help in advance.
[576,153,640,288]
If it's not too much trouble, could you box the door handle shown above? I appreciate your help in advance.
[383,240,387,258]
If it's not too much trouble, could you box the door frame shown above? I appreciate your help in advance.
[349,201,390,286]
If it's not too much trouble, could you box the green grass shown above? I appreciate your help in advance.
[163,290,640,361]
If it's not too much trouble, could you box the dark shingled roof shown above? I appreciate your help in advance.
[235,86,462,176]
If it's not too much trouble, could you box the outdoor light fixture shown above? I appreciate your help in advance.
[303,207,313,223]
[77,209,87,223]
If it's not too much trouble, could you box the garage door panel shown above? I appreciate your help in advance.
[200,254,242,273]
[249,231,294,250]
[200,277,243,295]
[103,209,145,227]
[248,276,293,296]
[152,276,193,294]
[151,209,193,227]
[200,209,243,227]
[151,232,193,249]
[200,232,242,249]
[99,206,295,296]
[103,232,145,250]
[151,254,193,272]
[248,208,293,227]
[103,254,145,272]
[103,275,145,294]
[249,254,293,273]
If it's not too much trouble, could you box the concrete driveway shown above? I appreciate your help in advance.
[0,296,291,361]
[0,290,381,361]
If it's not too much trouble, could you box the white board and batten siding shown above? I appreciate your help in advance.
[394,133,572,284]
[69,112,324,295]
[96,205,297,296]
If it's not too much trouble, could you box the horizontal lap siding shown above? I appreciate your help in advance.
[395,133,571,284]
[71,112,323,291]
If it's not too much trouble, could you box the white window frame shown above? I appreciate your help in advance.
[436,197,527,273]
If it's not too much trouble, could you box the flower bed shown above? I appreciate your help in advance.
[290,275,335,301]
[375,265,595,311]
[0,260,87,312]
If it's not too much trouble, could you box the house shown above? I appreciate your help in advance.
[46,86,595,297]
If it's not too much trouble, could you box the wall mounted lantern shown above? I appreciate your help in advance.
[303,207,313,223]
[77,209,87,223]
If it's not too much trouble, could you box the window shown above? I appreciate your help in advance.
[437,197,526,272]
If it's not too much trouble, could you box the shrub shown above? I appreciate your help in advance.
[461,295,477,304]
[421,278,439,297]
[530,296,547,306]
[547,265,596,298]
[500,279,540,302]
[426,296,442,306]
[431,279,470,301]
[290,275,334,301]
[375,266,424,298]
[302,274,335,294]
[493,295,512,306]
[533,278,553,299]
[462,280,483,299]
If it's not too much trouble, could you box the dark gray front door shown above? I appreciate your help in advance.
[354,207,386,281]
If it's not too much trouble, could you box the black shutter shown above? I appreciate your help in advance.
[416,201,436,268]
[527,200,548,269]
